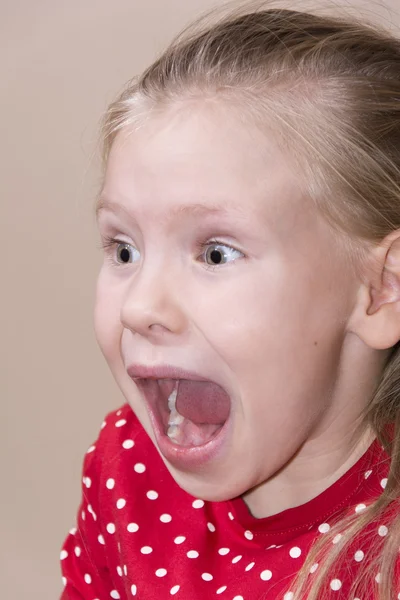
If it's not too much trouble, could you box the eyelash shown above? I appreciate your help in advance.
[100,236,243,271]
[196,238,242,271]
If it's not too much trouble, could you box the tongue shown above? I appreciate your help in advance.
[176,380,230,425]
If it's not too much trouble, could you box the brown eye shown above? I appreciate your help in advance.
[116,243,139,264]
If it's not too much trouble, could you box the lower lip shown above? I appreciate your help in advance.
[137,381,232,470]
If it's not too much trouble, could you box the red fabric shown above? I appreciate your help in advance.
[60,403,395,599]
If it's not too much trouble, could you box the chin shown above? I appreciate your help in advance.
[166,463,248,503]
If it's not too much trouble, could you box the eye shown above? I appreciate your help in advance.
[202,242,244,266]
[115,242,140,264]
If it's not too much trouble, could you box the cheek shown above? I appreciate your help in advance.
[195,268,289,357]
[94,273,123,361]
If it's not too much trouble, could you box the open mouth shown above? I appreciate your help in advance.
[135,378,231,448]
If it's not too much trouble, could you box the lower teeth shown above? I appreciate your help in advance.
[166,383,187,445]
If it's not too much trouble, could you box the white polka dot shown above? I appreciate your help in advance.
[116,409,122,416]
[330,579,342,591]
[378,525,388,537]
[244,530,253,540]
[156,568,167,577]
[106,523,116,534]
[134,463,146,473]
[218,547,230,555]
[187,550,199,558]
[98,534,105,545]
[170,585,180,595]
[141,546,153,554]
[87,505,97,521]
[84,574,92,584]
[147,490,158,500]
[228,511,234,520]
[192,499,204,509]
[260,569,272,581]
[123,565,128,576]
[355,503,367,514]
[117,498,126,509]
[69,527,77,535]
[207,522,216,532]
[310,563,319,573]
[83,476,91,488]
[106,478,115,490]
[117,566,123,576]
[318,523,330,533]
[364,469,372,479]
[245,562,255,571]
[174,536,186,544]
[115,419,127,427]
[201,573,213,581]
[110,591,120,599]
[375,573,381,584]
[101,420,107,429]
[354,550,364,562]
[87,445,96,453]
[233,596,244,600]
[131,585,137,596]
[232,555,242,564]
[81,511,85,520]
[122,439,134,449]
[160,513,172,523]
[332,534,342,544]
[289,547,301,558]
[127,523,139,533]
[381,478,388,489]
[284,594,294,600]
[60,550,68,560]
[74,546,81,557]
[217,586,227,594]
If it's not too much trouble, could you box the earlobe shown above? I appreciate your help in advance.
[347,232,400,350]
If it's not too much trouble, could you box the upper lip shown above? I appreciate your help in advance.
[127,364,213,382]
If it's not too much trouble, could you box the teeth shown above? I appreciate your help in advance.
[167,424,181,442]
[168,387,178,412]
[168,410,184,427]
[167,382,185,443]
[167,382,184,427]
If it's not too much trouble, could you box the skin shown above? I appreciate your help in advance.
[95,101,400,518]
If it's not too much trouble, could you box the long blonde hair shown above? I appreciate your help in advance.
[100,3,400,598]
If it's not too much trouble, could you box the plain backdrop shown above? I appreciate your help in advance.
[1,1,399,598]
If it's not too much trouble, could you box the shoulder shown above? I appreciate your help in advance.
[81,403,176,505]
[82,403,159,472]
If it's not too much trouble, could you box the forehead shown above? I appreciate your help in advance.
[100,102,307,229]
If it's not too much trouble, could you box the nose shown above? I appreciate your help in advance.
[120,264,187,341]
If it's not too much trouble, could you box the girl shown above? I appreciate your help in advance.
[60,3,400,599]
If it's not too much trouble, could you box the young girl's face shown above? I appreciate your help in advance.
[95,102,361,504]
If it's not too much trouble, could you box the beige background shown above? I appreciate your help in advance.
[1,1,399,598]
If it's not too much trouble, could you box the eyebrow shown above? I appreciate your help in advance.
[96,196,245,221]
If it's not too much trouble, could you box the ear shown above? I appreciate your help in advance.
[347,230,400,350]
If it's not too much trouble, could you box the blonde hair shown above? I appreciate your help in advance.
[100,3,400,599]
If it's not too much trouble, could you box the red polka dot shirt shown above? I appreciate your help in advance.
[60,403,395,599]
